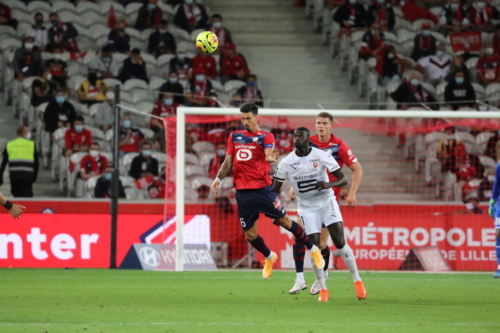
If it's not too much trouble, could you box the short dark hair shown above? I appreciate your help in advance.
[16,126,25,136]
[75,115,85,123]
[101,46,111,53]
[248,74,257,80]
[49,12,58,18]
[131,48,141,55]
[455,70,465,76]
[295,127,310,135]
[317,112,334,123]
[212,13,222,20]
[91,142,100,148]
[240,103,258,115]
[142,141,151,148]
[159,19,168,26]
[34,12,43,18]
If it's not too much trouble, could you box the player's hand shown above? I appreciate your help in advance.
[346,193,356,207]
[289,188,296,201]
[9,204,25,220]
[315,180,330,191]
[489,199,496,219]
[266,148,279,163]
[211,179,220,197]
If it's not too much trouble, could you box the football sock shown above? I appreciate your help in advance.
[338,244,361,282]
[496,237,500,270]
[310,256,326,290]
[321,247,330,272]
[249,235,271,259]
[286,221,314,249]
[296,272,304,282]
[293,238,306,276]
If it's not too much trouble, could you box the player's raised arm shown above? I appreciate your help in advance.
[264,133,278,163]
[0,192,25,220]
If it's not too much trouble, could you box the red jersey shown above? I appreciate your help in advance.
[150,101,177,128]
[192,54,217,79]
[476,55,500,83]
[0,4,12,21]
[226,130,275,190]
[309,134,357,200]
[65,128,92,150]
[220,54,250,77]
[119,128,144,153]
[80,154,108,175]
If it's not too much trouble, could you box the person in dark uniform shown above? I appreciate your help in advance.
[0,126,38,198]
[95,166,126,199]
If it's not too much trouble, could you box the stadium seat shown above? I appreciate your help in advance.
[436,81,447,101]
[85,126,106,141]
[190,176,212,190]
[77,2,101,14]
[27,1,51,13]
[135,101,154,114]
[224,80,246,94]
[141,28,155,41]
[475,132,495,155]
[67,152,88,196]
[99,1,126,16]
[0,25,17,39]
[67,62,87,76]
[149,77,166,91]
[185,153,200,165]
[192,141,215,155]
[5,0,27,13]
[471,83,486,99]
[210,79,224,92]
[82,12,107,27]
[138,127,154,139]
[52,1,77,13]
[397,30,416,44]
[124,79,149,91]
[186,165,206,178]
[103,78,123,90]
[85,175,100,198]
[59,10,86,27]
[0,38,21,51]
[198,152,215,170]
[120,152,139,175]
[421,82,436,95]
[479,155,497,170]
[131,90,155,103]
[176,40,198,53]
[454,131,476,153]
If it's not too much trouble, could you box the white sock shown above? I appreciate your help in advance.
[310,245,318,252]
[296,272,304,282]
[310,256,327,290]
[338,244,361,282]
[498,264,500,270]
[265,252,274,260]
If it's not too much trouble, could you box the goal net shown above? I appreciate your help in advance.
[167,108,499,272]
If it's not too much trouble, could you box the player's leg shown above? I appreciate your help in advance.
[494,224,500,278]
[310,227,332,296]
[289,215,307,294]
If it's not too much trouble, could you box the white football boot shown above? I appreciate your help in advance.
[289,280,307,294]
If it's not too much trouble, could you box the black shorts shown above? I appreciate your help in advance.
[235,186,287,231]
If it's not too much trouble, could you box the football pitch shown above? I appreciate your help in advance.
[0,269,499,333]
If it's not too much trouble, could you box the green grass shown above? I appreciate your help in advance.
[0,270,499,333]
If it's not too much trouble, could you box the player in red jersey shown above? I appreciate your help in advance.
[210,103,325,279]
[289,112,366,300]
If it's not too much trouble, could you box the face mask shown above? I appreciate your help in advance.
[185,0,194,4]
[387,53,394,59]
[488,175,496,182]
[26,132,32,140]
[142,149,152,157]
[148,4,156,10]
[89,150,99,158]
[117,29,125,33]
[217,149,225,156]
[106,92,115,100]
[349,0,356,4]
[88,73,97,82]
[56,96,65,104]
[247,81,256,87]
[75,125,83,133]
[451,3,459,10]
[410,78,420,86]
[46,73,52,81]
[196,75,204,82]
[159,29,168,34]
[122,120,131,129]
[105,173,112,180]
[177,53,185,60]
[485,47,494,55]
[371,29,379,35]
[149,191,159,198]
[422,30,431,36]
[51,20,58,27]
[212,21,222,28]
[455,77,464,84]
[465,202,474,210]
[169,77,178,84]
[102,57,111,63]
[36,19,43,26]
[164,98,173,106]
[436,50,444,57]
[24,43,33,50]
[53,53,62,60]
[476,1,485,9]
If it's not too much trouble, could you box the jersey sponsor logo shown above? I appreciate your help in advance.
[294,173,320,181]
[236,149,252,161]
[252,137,258,142]
[235,145,257,149]
[297,179,317,193]
[237,137,242,139]
[289,162,300,170]
[273,197,283,211]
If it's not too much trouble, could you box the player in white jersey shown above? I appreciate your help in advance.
[273,127,350,302]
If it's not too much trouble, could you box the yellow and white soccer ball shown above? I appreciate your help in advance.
[195,31,218,54]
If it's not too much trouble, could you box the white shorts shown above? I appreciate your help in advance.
[298,197,343,235]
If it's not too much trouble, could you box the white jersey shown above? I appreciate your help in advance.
[274,147,340,211]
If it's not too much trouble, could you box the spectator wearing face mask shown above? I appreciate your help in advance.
[394,0,438,24]
[444,70,477,110]
[185,68,215,106]
[147,184,161,199]
[391,72,438,110]
[359,22,385,61]
[158,72,184,104]
[219,43,250,83]
[271,118,294,155]
[64,116,92,157]
[192,51,217,80]
[89,46,120,79]
[0,2,18,29]
[333,0,369,32]
[174,0,209,33]
[460,43,480,62]
[79,142,108,181]
[135,0,163,31]
[43,90,76,134]
[13,36,43,81]
[107,21,131,54]
[31,68,56,107]
[169,47,193,81]
[95,91,116,133]
[129,142,159,179]
[120,48,149,83]
[95,166,126,198]
[26,12,48,51]
[438,0,470,36]
[231,74,264,107]
[416,43,452,86]
[44,47,68,88]
[447,55,470,83]
[411,23,437,61]
[207,14,233,53]
[468,0,500,33]
[367,0,395,33]
[377,45,412,88]
[478,168,495,201]
[148,19,176,57]
[150,93,177,132]
[151,167,167,199]
[119,113,145,155]
[477,43,500,86]
[78,65,107,105]
[47,13,79,52]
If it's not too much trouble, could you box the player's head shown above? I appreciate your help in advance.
[316,112,334,137]
[240,103,259,132]
[293,127,310,149]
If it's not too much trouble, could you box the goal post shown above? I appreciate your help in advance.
[174,107,500,272]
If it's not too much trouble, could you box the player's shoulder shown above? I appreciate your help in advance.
[311,147,331,158]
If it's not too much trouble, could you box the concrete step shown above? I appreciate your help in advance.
[212,6,306,20]
[224,19,313,34]
[233,32,323,46]
[209,0,292,6]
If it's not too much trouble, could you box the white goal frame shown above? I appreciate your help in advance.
[175,107,500,271]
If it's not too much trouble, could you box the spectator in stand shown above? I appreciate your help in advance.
[158,71,184,104]
[150,93,177,132]
[468,0,500,34]
[478,168,495,201]
[230,75,264,107]
[493,24,500,55]
[95,166,126,198]
[45,47,68,88]
[438,0,470,36]
[43,90,76,134]
[185,68,215,106]
[147,184,160,198]
[485,131,500,160]
[207,142,226,178]
[359,22,385,60]
[169,47,192,81]
[79,142,108,181]
[27,12,48,51]
[129,142,159,179]
[31,68,56,107]
[193,51,217,80]
[333,0,368,33]
[411,23,437,61]
[64,116,92,157]
[174,0,209,33]
[197,184,210,199]
[461,43,479,62]
[119,113,145,155]
[416,43,452,86]
[395,0,438,24]
[148,20,176,57]
[47,13,79,52]
[444,70,477,110]
[13,36,43,81]
[391,72,438,110]
[272,118,295,155]
[107,21,131,54]
[477,43,500,85]
[207,14,233,53]
[120,48,149,83]
[135,0,163,31]
[219,43,250,83]
[367,0,395,33]
[378,45,412,87]
[95,91,115,133]
[78,64,107,105]
[447,55,470,82]
[89,46,121,79]
[150,167,167,199]
[0,2,17,29]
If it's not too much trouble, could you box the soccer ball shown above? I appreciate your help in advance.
[195,31,218,54]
